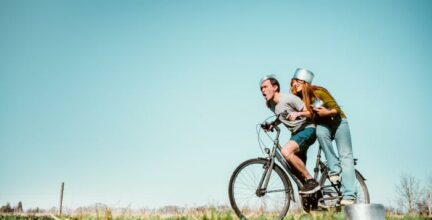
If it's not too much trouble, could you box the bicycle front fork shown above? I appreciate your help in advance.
[255,158,275,197]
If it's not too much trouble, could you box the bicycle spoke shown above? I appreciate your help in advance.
[243,167,257,187]
[236,177,256,190]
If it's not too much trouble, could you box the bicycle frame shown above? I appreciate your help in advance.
[257,125,343,203]
[257,126,305,202]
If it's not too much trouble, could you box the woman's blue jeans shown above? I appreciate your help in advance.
[316,119,357,200]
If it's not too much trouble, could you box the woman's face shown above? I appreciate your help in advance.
[292,79,305,93]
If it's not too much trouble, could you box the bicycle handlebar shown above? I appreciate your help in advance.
[260,114,281,132]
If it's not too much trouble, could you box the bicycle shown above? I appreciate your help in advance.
[228,116,369,219]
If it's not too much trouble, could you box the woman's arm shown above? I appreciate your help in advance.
[314,106,338,117]
[314,88,342,118]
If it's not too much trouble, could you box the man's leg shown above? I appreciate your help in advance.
[281,140,312,180]
[281,140,319,194]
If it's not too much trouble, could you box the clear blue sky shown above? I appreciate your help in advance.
[1,0,431,210]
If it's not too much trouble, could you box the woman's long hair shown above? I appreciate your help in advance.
[290,80,330,117]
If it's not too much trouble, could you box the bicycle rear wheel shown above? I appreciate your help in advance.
[319,169,370,205]
[228,158,291,219]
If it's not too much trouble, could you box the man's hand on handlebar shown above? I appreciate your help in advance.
[261,122,275,132]
[261,116,281,132]
[261,115,281,132]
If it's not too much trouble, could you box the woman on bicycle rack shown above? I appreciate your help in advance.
[290,68,357,205]
[260,75,320,194]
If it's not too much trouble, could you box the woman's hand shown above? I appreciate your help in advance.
[314,106,337,117]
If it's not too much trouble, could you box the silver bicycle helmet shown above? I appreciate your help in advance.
[292,68,314,84]
[259,74,277,86]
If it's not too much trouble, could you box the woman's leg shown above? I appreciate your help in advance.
[334,119,357,200]
[316,124,341,176]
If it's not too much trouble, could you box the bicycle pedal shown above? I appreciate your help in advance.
[301,193,314,197]
[318,203,333,209]
[317,196,342,209]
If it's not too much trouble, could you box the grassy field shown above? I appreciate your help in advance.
[1,209,431,220]
[1,204,430,220]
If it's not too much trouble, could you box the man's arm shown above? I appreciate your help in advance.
[286,95,313,121]
[287,107,312,121]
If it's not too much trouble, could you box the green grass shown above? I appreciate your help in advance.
[1,210,431,220]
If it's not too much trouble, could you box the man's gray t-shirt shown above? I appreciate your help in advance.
[269,93,315,133]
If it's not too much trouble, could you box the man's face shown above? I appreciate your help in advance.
[260,79,277,101]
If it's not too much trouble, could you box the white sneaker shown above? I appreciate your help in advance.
[340,199,355,206]
[329,175,340,184]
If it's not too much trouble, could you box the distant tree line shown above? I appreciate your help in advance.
[393,174,431,217]
[0,201,23,213]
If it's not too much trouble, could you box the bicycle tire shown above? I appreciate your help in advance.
[228,158,291,219]
[319,169,370,204]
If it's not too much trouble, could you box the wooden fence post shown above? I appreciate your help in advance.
[59,182,64,216]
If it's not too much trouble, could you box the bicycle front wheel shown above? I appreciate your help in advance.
[228,158,291,219]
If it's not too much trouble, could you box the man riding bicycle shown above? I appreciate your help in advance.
[260,75,320,194]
